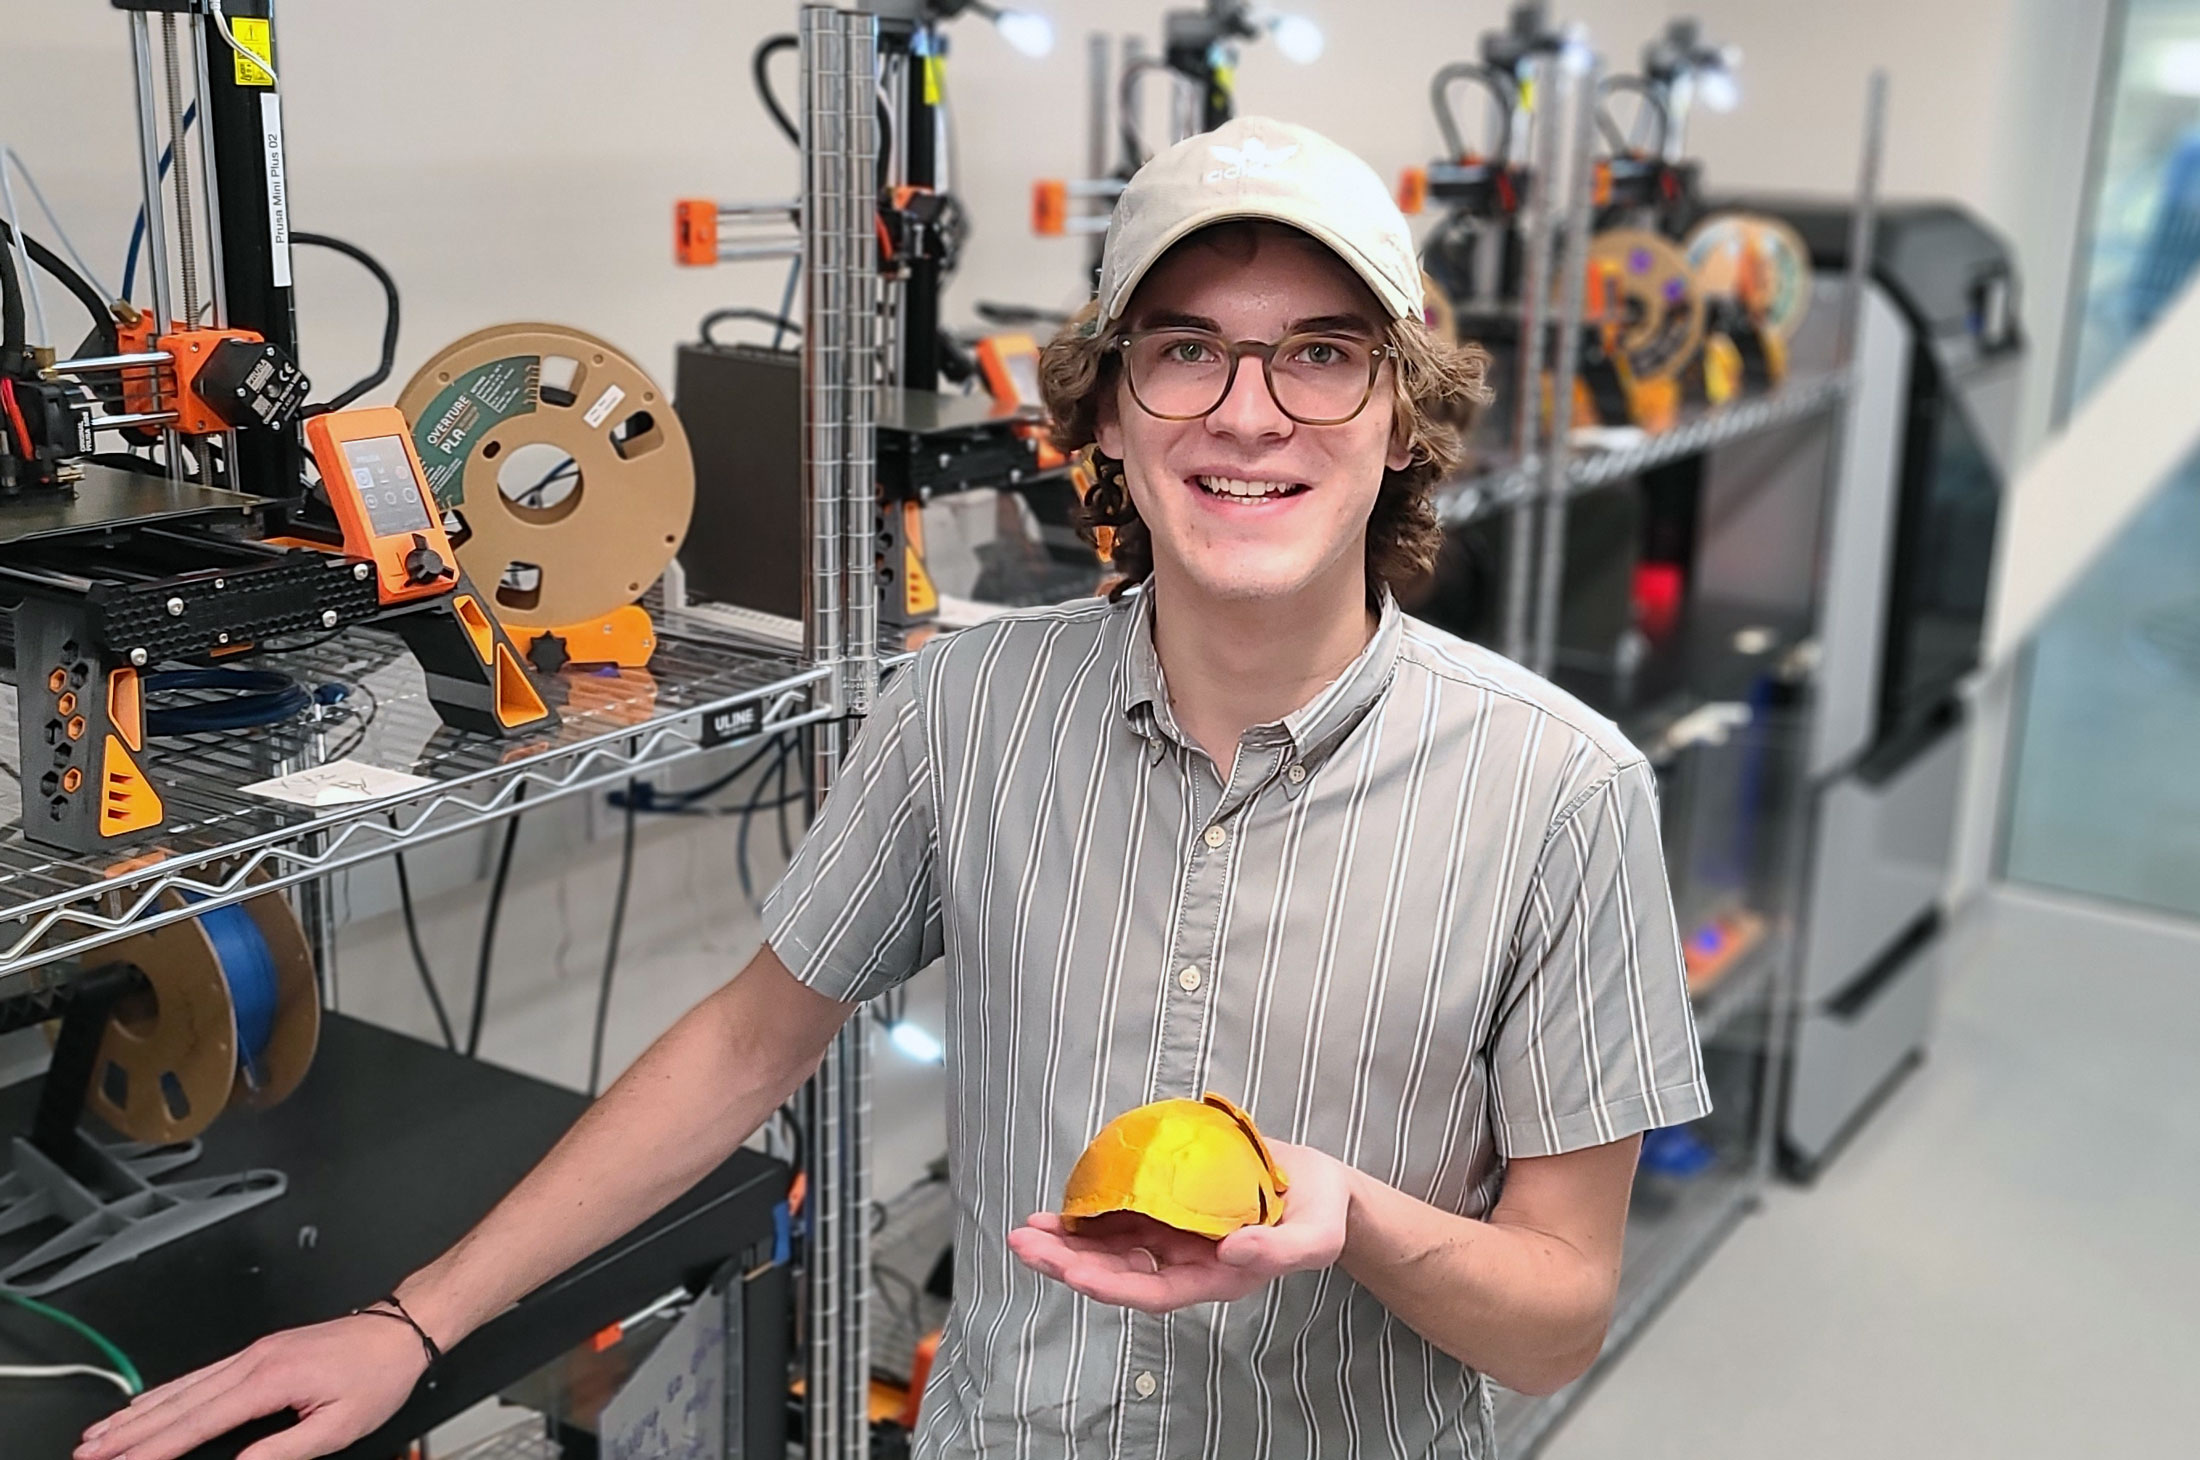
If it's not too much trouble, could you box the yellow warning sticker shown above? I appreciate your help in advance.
[923,56,944,107]
[902,501,939,617]
[231,17,275,87]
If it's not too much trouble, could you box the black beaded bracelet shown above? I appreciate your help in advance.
[352,1294,444,1378]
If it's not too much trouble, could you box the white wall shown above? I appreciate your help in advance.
[0,1,2102,450]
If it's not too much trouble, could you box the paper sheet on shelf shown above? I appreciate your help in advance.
[241,759,434,807]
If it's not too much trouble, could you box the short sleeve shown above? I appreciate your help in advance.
[762,665,942,1003]
[1490,759,1713,1158]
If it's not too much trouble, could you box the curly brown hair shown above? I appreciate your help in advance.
[1038,224,1491,605]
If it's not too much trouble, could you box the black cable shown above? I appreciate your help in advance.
[609,730,786,815]
[626,782,809,820]
[972,301,1072,329]
[736,736,798,905]
[754,34,800,146]
[776,1100,806,1174]
[143,668,311,736]
[587,778,640,1097]
[324,679,379,767]
[699,307,801,348]
[0,215,24,368]
[464,784,528,1058]
[772,256,800,351]
[0,220,118,355]
[393,852,459,1053]
[773,738,795,861]
[292,232,399,413]
[518,458,575,508]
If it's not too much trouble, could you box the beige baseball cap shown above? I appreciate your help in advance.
[1096,115,1424,327]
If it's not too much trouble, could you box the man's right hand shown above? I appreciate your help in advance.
[71,949,848,1460]
[73,1313,427,1460]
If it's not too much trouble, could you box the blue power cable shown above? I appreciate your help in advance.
[121,101,196,303]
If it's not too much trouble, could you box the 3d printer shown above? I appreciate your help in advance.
[0,1,554,858]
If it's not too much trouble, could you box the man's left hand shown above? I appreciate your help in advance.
[1005,1140,1355,1313]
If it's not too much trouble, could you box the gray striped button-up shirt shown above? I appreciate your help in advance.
[764,590,1711,1459]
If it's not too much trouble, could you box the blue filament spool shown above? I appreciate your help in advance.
[184,899,281,1088]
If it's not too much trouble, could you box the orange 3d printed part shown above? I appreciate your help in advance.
[1062,1092,1289,1240]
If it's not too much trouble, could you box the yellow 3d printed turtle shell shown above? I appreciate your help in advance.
[1061,1092,1289,1239]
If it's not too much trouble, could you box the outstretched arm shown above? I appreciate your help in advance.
[79,946,851,1460]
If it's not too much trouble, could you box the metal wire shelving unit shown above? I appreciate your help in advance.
[0,618,822,995]
[1,8,885,1455]
[1562,368,1851,492]
[1468,48,1890,1459]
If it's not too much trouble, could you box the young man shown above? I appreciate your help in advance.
[80,117,1707,1460]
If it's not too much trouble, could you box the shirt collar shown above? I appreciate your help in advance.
[1117,586,1404,771]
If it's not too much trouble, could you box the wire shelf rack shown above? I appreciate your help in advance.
[1563,371,1850,492]
[1434,454,1541,527]
[0,609,825,992]
[1690,939,1777,1049]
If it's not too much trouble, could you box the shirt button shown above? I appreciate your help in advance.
[1286,763,1307,784]
[1178,965,1203,993]
[1203,824,1228,850]
[1133,1371,1158,1399]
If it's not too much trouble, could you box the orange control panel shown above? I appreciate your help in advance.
[303,406,459,605]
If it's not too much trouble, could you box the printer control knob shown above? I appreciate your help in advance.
[403,534,449,587]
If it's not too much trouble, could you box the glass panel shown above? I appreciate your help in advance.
[2001,1,2200,920]
[2004,448,2200,917]
[2062,2,2200,410]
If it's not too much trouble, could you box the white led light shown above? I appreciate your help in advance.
[994,8,1056,60]
[888,1020,945,1064]
[2160,40,2200,97]
[1697,67,1740,113]
[1269,13,1325,66]
[1558,23,1595,76]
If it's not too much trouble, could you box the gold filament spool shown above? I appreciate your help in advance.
[75,873,321,1145]
[1684,213,1814,341]
[396,324,694,633]
[1583,229,1705,384]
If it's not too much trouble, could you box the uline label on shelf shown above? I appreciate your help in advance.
[702,703,762,747]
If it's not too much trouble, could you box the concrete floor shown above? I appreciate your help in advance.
[1541,886,2200,1460]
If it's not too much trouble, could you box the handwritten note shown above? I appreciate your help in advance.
[241,759,434,808]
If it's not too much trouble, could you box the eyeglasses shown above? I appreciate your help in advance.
[1113,328,1394,427]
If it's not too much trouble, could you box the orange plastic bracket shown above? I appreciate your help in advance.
[99,735,164,837]
[493,644,550,729]
[159,327,266,435]
[451,593,497,664]
[107,667,144,752]
[1031,179,1069,237]
[1396,166,1428,215]
[674,198,718,267]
